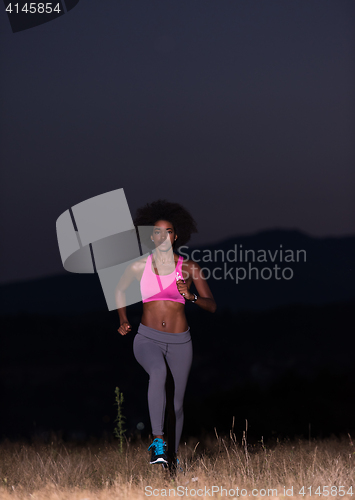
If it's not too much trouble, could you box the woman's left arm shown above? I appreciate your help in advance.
[177,260,217,313]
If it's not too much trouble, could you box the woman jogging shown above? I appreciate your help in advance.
[117,199,216,469]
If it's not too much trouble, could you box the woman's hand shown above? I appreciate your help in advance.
[176,279,193,301]
[118,321,132,336]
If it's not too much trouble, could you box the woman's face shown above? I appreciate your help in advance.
[151,220,177,250]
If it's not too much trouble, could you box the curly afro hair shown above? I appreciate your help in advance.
[133,199,198,248]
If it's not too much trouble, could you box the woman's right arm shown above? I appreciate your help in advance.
[115,261,138,336]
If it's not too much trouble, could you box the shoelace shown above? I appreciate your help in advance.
[148,438,166,455]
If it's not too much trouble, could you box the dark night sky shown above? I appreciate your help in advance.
[0,0,354,284]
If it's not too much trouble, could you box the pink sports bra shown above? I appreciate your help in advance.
[140,254,185,304]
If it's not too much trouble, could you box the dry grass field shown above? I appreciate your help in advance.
[0,431,354,499]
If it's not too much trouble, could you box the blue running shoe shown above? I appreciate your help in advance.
[176,458,183,472]
[168,455,184,475]
[148,438,168,465]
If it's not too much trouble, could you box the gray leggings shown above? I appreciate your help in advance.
[133,323,193,454]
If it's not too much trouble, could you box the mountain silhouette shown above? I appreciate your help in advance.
[1,227,354,441]
[1,228,354,315]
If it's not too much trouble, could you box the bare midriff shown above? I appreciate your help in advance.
[141,300,188,333]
